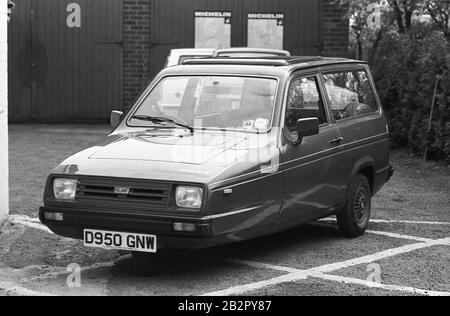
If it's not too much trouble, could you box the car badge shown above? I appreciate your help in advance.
[114,187,130,195]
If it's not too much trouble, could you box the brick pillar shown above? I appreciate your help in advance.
[0,0,9,226]
[321,0,350,58]
[123,0,152,110]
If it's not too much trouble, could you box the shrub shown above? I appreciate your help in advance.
[370,25,450,163]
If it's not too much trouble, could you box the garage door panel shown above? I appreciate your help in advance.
[8,0,123,123]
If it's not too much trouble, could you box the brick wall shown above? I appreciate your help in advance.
[321,0,350,57]
[123,0,152,109]
[121,0,350,109]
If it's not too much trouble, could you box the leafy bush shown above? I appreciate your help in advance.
[370,25,450,163]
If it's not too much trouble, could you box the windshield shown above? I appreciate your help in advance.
[129,76,278,132]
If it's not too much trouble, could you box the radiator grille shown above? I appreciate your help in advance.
[76,178,171,208]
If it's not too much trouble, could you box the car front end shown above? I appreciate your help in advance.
[39,130,282,251]
[40,64,287,252]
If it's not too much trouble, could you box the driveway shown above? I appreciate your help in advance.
[1,125,449,296]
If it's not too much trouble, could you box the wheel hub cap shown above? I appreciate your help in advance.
[354,190,367,221]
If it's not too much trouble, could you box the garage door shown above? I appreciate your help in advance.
[8,0,123,122]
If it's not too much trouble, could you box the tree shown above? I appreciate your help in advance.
[422,0,450,38]
[338,0,450,163]
[338,0,389,61]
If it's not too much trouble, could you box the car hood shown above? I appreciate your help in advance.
[89,131,246,164]
[51,130,279,186]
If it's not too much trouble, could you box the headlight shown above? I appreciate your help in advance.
[53,178,77,201]
[176,186,203,209]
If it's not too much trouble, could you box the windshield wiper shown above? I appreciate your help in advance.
[131,115,194,134]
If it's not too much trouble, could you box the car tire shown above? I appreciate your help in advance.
[337,173,372,238]
[132,252,156,276]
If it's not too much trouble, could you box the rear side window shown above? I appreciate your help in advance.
[285,76,327,133]
[322,70,379,121]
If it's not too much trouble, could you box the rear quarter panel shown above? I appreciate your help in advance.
[337,113,390,195]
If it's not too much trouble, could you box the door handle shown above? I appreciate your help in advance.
[329,137,344,144]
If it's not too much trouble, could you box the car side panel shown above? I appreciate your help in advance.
[280,125,347,223]
[206,172,284,236]
[336,113,390,196]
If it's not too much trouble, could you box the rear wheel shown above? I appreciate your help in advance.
[337,173,372,238]
[132,252,156,276]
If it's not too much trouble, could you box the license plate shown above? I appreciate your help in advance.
[84,229,157,253]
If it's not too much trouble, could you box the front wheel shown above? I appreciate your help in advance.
[132,252,156,276]
[337,173,372,238]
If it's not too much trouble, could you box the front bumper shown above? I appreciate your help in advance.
[39,204,275,250]
[39,206,218,250]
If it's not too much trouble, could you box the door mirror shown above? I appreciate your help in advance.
[110,110,124,129]
[297,117,319,139]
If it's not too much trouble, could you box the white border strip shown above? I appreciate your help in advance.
[0,281,56,296]
[9,216,53,234]
[29,255,132,282]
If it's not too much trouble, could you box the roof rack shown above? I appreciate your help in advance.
[285,56,324,64]
[182,56,325,67]
[214,48,291,57]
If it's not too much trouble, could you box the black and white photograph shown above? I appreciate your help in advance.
[0,0,449,300]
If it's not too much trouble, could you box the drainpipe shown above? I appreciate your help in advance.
[0,0,10,226]
[423,71,443,162]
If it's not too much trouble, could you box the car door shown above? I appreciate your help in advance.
[280,72,347,224]
[320,66,390,193]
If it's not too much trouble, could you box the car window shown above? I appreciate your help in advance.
[130,76,278,132]
[322,70,379,121]
[285,76,327,133]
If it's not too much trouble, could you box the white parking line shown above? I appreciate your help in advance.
[365,230,432,242]
[311,273,450,297]
[217,257,300,274]
[307,238,449,273]
[370,219,450,226]
[320,218,450,226]
[312,221,434,242]
[202,272,310,296]
[203,238,450,296]
[6,215,450,296]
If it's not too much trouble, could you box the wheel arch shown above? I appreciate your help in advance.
[350,157,376,194]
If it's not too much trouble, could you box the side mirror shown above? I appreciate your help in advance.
[110,110,123,129]
[296,117,319,142]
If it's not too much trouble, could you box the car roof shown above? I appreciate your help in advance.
[161,56,367,78]
[183,56,365,67]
